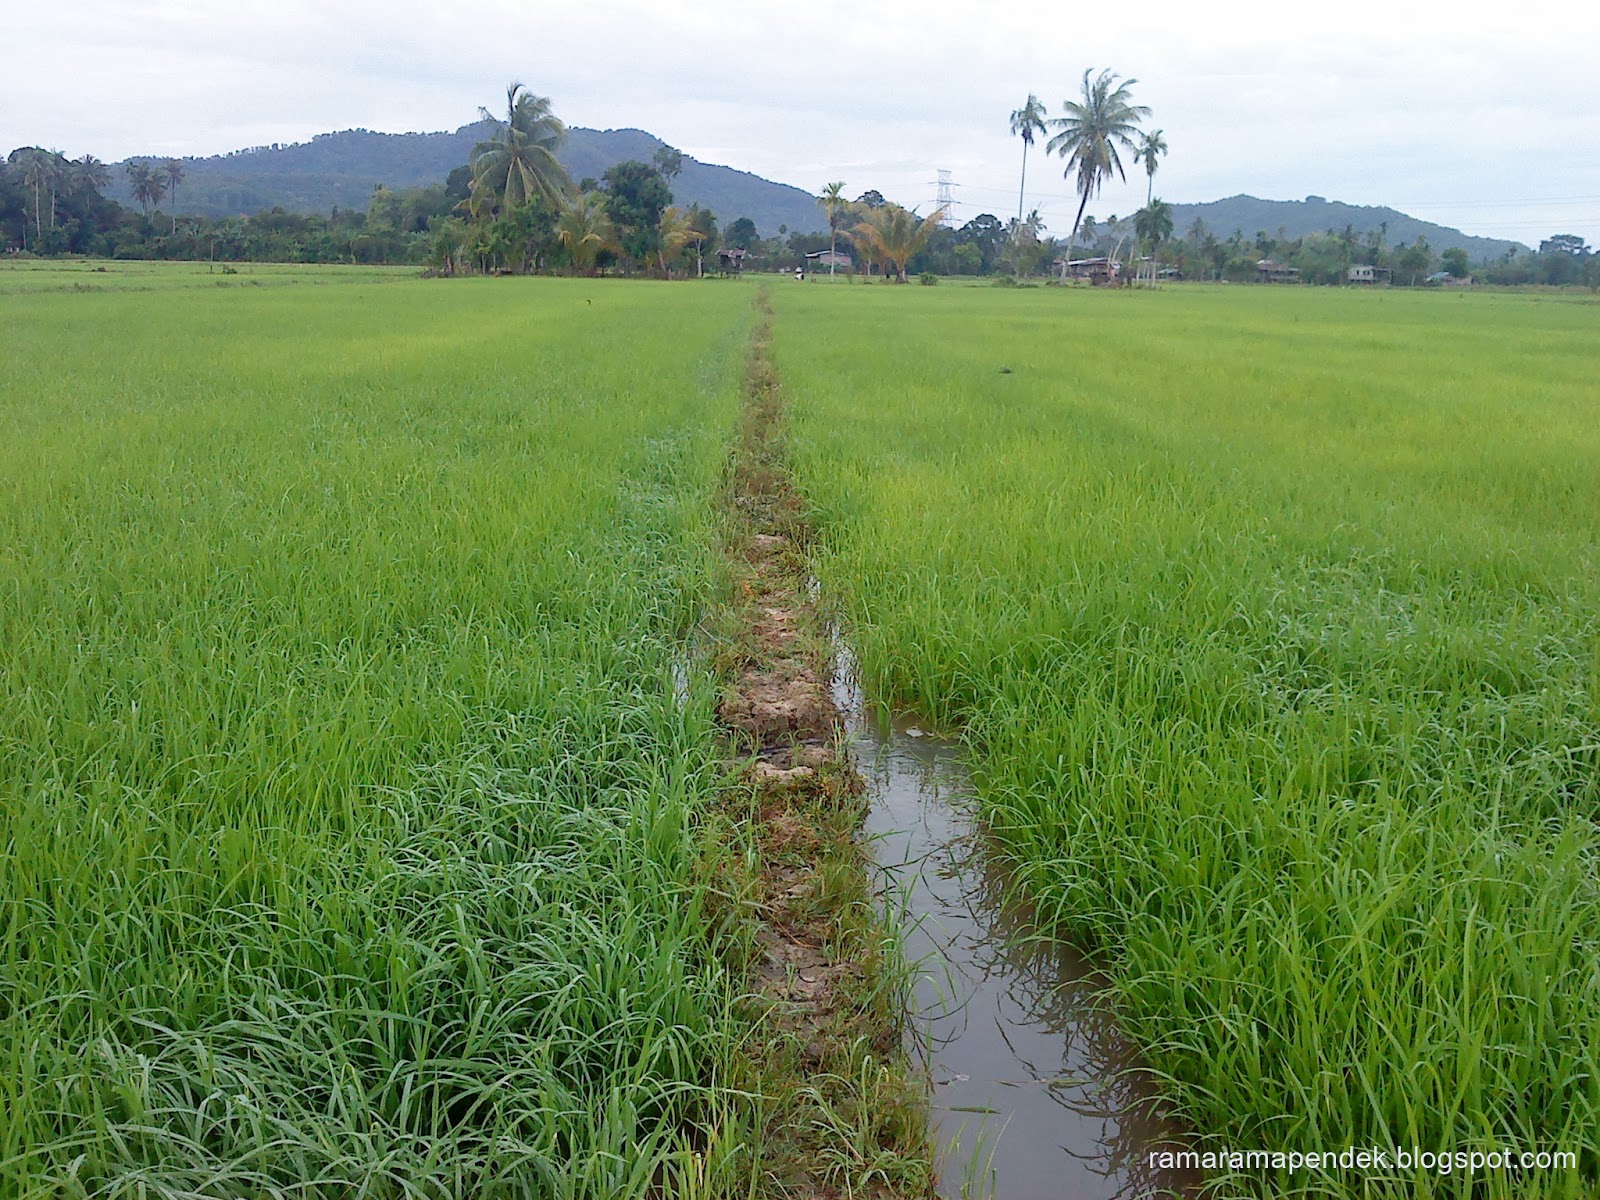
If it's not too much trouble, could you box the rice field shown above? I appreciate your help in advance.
[0,260,414,294]
[0,268,756,1196]
[6,263,1598,1198]
[773,283,1599,1197]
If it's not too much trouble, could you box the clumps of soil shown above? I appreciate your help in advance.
[710,299,932,1198]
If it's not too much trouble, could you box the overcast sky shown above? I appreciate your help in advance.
[6,0,1597,246]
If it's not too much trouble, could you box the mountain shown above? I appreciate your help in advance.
[1164,194,1525,258]
[107,124,1527,256]
[110,123,825,236]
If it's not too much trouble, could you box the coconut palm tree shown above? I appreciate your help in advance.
[39,152,71,230]
[1134,199,1173,283]
[849,204,943,283]
[76,155,111,194]
[557,192,617,275]
[656,206,706,276]
[19,150,48,241]
[1047,69,1151,253]
[1134,129,1166,206]
[125,162,165,216]
[1009,94,1048,228]
[162,159,185,232]
[470,82,573,216]
[817,181,847,275]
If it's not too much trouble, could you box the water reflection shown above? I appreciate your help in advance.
[838,668,1200,1199]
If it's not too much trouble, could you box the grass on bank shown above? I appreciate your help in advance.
[773,282,1600,1198]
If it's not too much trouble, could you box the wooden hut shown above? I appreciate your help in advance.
[1256,259,1300,283]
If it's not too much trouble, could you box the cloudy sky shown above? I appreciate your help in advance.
[6,0,1597,245]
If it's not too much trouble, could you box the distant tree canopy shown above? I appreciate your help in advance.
[0,145,454,263]
[3,124,1591,289]
[1540,233,1590,257]
[601,161,672,266]
[725,216,758,249]
[651,146,684,182]
[431,93,709,278]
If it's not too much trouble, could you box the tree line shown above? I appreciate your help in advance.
[413,84,714,278]
[4,83,1593,288]
[1075,217,1597,287]
[1,146,463,264]
[992,71,1596,289]
[431,79,1117,283]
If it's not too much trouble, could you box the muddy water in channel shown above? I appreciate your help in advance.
[835,665,1201,1200]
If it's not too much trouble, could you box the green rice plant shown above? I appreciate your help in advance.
[0,258,416,294]
[772,282,1600,1198]
[0,274,761,1196]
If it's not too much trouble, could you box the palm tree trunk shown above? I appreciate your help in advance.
[1017,141,1029,229]
[1067,190,1091,269]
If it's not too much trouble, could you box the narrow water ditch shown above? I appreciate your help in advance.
[832,649,1203,1200]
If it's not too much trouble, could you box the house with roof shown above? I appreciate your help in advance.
[803,250,852,271]
[1055,256,1122,284]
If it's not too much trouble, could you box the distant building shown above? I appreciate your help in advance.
[1348,264,1392,284]
[804,250,852,269]
[1256,259,1300,283]
[717,247,747,276]
[1055,256,1122,284]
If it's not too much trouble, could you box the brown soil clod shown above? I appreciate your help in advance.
[711,293,933,1198]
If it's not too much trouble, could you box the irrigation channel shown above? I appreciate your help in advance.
[832,649,1202,1199]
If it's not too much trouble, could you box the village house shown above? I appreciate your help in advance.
[1055,256,1122,284]
[1256,259,1299,283]
[804,250,852,271]
[1347,264,1393,284]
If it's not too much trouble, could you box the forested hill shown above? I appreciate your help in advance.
[110,123,826,235]
[1166,194,1524,257]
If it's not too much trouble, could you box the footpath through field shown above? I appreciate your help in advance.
[708,289,933,1196]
